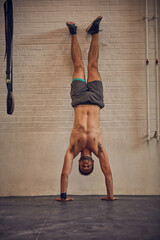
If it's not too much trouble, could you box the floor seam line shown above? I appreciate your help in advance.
[35,212,48,240]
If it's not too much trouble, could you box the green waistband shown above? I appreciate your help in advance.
[72,78,86,82]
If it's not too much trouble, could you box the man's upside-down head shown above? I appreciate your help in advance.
[79,156,94,175]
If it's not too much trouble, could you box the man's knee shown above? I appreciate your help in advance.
[88,62,98,72]
[74,60,84,73]
[87,61,101,81]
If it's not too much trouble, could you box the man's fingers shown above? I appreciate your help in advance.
[100,197,119,201]
[55,198,73,202]
[64,198,73,201]
[101,197,109,200]
[114,197,119,200]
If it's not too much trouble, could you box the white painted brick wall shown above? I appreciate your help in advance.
[0,0,159,196]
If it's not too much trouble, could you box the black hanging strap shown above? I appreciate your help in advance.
[4,0,14,114]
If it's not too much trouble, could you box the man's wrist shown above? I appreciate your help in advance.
[108,194,114,199]
[60,192,67,200]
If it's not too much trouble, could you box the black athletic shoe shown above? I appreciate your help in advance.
[66,22,77,35]
[86,16,103,35]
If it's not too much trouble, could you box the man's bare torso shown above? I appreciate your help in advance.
[69,104,103,157]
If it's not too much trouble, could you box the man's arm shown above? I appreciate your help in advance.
[98,146,119,201]
[56,146,74,202]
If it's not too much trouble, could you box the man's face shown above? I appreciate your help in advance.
[79,158,94,174]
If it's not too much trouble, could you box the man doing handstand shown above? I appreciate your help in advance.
[56,16,118,202]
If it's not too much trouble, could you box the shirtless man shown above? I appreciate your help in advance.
[56,17,118,202]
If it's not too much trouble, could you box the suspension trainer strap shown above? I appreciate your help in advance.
[4,0,14,115]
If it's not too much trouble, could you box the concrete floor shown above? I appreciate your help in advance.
[0,195,160,240]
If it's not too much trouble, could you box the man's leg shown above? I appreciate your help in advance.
[71,35,85,80]
[87,33,101,82]
[66,22,85,80]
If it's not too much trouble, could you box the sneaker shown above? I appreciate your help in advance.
[66,22,77,35]
[86,16,103,35]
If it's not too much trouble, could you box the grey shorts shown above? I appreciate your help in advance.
[70,79,105,109]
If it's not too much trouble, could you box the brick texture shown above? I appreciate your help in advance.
[0,0,159,196]
[0,0,159,134]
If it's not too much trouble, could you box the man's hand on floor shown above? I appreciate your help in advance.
[101,196,119,201]
[55,198,73,202]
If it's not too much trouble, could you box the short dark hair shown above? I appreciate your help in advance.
[79,156,94,176]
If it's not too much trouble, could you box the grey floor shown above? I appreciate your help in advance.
[0,196,160,240]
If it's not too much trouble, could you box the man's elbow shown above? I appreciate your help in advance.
[61,172,69,178]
